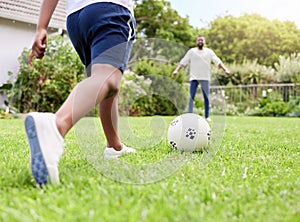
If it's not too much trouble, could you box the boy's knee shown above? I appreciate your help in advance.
[106,77,121,97]
[91,64,122,97]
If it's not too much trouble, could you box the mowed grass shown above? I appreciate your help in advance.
[0,116,299,222]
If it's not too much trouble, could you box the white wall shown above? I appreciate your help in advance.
[0,18,36,84]
[0,18,61,84]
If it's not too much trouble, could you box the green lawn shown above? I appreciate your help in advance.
[0,116,299,222]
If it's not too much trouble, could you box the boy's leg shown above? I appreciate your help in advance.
[55,63,135,159]
[99,95,121,150]
[55,64,121,137]
[96,67,136,159]
[25,64,122,185]
[100,93,136,160]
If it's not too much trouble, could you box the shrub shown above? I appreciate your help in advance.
[212,59,276,86]
[8,35,85,113]
[275,53,300,83]
[119,71,152,115]
[287,98,300,117]
[128,59,188,116]
[261,101,290,116]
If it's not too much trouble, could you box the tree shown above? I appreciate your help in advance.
[205,14,300,66]
[134,0,199,47]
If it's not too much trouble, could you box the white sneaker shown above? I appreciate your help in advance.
[104,143,136,160]
[205,117,212,122]
[24,112,64,185]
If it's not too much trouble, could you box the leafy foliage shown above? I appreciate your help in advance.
[288,98,300,117]
[119,71,152,115]
[212,59,276,85]
[275,53,300,83]
[8,36,85,113]
[128,59,188,116]
[129,38,188,65]
[135,0,199,47]
[241,88,299,117]
[260,101,290,116]
[205,14,300,66]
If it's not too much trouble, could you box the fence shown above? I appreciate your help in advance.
[210,83,300,107]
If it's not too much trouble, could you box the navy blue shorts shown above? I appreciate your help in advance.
[66,2,136,76]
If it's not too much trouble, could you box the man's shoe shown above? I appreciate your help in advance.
[24,112,64,185]
[205,117,212,122]
[104,143,136,160]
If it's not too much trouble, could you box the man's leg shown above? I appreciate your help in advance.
[188,80,198,113]
[199,80,210,118]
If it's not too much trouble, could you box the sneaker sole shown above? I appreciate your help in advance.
[25,115,49,185]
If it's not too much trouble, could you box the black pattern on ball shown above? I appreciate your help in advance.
[185,128,196,140]
[207,130,211,141]
[169,141,177,150]
[170,119,179,126]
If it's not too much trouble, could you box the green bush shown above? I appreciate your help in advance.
[129,59,188,116]
[262,101,290,116]
[247,100,290,117]
[288,98,300,117]
[130,94,178,116]
[8,35,85,113]
[211,59,276,86]
[246,88,291,116]
[119,71,152,115]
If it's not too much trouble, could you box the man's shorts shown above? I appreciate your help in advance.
[66,2,136,76]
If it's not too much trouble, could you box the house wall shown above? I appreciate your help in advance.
[0,18,36,84]
[0,17,62,84]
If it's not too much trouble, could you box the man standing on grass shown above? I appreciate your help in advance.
[173,35,230,121]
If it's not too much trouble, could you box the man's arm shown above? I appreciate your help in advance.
[210,49,230,75]
[218,63,230,75]
[172,64,184,76]
[172,50,191,77]
[29,0,60,65]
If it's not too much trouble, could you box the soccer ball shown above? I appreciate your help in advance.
[167,113,211,152]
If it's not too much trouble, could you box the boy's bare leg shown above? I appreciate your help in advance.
[55,64,122,139]
[99,94,122,151]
